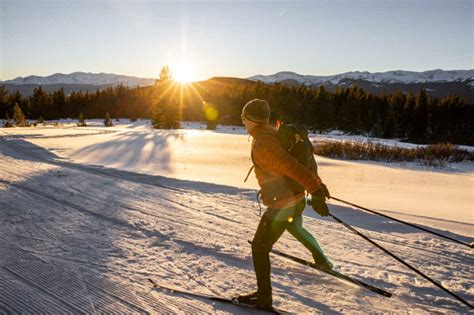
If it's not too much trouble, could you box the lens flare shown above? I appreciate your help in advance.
[203,101,218,121]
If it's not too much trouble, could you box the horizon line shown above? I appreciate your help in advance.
[2,68,474,82]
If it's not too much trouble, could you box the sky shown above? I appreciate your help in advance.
[1,0,472,81]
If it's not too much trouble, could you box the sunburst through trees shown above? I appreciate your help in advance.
[151,65,210,130]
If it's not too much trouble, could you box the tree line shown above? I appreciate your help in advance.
[1,70,472,145]
[0,84,153,122]
[190,79,472,145]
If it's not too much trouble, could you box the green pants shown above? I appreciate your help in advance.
[251,198,330,296]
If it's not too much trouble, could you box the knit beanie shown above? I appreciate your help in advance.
[242,99,270,123]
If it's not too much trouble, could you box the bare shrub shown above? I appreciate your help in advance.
[314,141,473,166]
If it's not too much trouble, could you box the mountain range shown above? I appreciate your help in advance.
[0,72,156,96]
[2,69,473,101]
[248,69,473,102]
[2,72,156,87]
[248,69,474,85]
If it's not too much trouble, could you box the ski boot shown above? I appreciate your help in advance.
[235,291,273,311]
[313,254,333,271]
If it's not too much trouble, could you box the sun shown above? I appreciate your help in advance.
[173,64,194,83]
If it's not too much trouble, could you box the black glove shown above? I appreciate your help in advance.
[320,183,330,199]
[310,187,330,217]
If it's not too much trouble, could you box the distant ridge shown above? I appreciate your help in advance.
[248,69,474,102]
[2,71,156,87]
[4,69,472,87]
[248,69,474,85]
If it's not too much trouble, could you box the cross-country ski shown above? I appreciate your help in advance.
[267,245,392,298]
[148,279,287,314]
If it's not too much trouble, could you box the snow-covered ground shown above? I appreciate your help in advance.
[0,120,472,313]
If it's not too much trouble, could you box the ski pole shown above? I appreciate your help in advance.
[330,196,473,249]
[329,213,473,310]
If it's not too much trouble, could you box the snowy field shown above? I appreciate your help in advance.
[0,120,473,314]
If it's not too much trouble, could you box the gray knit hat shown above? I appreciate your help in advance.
[242,99,270,123]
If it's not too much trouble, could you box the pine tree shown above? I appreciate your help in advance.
[412,86,429,141]
[382,103,396,138]
[402,92,416,139]
[77,112,87,127]
[0,86,8,119]
[104,112,113,127]
[3,112,13,128]
[151,103,165,129]
[52,88,66,119]
[370,118,383,137]
[13,103,26,126]
[339,86,363,134]
[151,66,181,129]
[313,85,334,132]
[30,86,54,119]
[389,92,406,137]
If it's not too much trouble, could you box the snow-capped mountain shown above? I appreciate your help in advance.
[248,69,474,85]
[2,70,473,101]
[2,72,156,87]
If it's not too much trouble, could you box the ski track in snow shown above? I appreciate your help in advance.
[0,125,473,314]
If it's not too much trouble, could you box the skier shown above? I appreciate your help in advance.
[238,99,333,310]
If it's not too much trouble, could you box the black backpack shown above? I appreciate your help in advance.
[276,123,318,176]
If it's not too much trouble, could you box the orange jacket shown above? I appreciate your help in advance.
[250,124,322,209]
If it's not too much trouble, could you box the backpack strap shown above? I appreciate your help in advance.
[243,165,255,183]
[243,131,276,183]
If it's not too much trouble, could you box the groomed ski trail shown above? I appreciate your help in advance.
[0,135,472,313]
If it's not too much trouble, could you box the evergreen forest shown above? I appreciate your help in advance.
[1,74,472,145]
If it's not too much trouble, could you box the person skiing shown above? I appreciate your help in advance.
[238,99,333,310]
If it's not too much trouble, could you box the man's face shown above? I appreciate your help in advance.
[241,114,253,134]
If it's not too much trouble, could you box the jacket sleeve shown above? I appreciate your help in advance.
[253,135,322,193]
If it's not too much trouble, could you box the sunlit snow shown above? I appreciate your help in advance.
[0,120,472,313]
